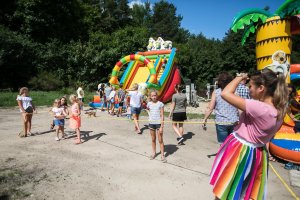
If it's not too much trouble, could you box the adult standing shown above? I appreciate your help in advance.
[236,76,250,99]
[98,83,105,111]
[168,84,187,144]
[203,72,239,144]
[210,69,288,199]
[105,83,112,114]
[126,83,143,134]
[76,85,84,110]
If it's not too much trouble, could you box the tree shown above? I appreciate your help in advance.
[150,0,182,41]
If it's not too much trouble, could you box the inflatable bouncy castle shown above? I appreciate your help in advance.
[231,0,300,164]
[89,37,181,107]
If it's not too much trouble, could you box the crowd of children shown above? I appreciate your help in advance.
[16,69,292,199]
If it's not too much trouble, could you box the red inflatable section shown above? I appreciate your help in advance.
[159,67,181,102]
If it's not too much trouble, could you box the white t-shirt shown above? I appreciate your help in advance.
[77,87,84,98]
[147,101,164,124]
[129,91,143,107]
[16,96,32,112]
[109,91,116,100]
[52,107,64,119]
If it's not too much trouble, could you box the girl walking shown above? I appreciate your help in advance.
[168,84,187,144]
[69,94,82,144]
[16,87,36,137]
[147,90,166,163]
[51,99,68,141]
[210,69,288,200]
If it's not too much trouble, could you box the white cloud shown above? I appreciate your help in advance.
[128,0,145,8]
[128,0,153,9]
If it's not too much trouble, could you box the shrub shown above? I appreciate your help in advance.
[29,71,64,91]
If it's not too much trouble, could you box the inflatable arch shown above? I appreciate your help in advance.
[109,54,158,86]
[231,1,300,164]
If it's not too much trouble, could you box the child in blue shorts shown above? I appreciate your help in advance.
[51,99,68,141]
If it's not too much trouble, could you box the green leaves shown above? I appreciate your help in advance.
[275,0,300,18]
[231,9,271,33]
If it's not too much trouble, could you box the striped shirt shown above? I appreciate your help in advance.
[147,101,164,124]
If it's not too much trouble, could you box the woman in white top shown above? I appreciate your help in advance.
[16,87,36,137]
[126,83,143,134]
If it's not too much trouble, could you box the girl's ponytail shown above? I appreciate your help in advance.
[273,73,289,119]
[251,69,289,120]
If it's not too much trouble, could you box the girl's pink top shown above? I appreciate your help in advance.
[71,103,79,115]
[234,99,282,145]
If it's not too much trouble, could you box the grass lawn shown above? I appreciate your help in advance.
[0,90,97,107]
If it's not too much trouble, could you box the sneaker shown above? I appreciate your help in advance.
[55,137,60,141]
[177,137,184,144]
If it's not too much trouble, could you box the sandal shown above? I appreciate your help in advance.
[149,155,155,160]
[161,157,167,163]
[269,155,276,162]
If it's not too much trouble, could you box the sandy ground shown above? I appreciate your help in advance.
[0,105,299,200]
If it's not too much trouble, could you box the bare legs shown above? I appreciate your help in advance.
[133,114,141,133]
[172,122,184,137]
[75,128,81,144]
[22,113,32,136]
[150,129,165,161]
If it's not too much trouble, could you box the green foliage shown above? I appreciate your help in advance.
[0,90,97,107]
[0,25,39,89]
[150,0,183,42]
[1,0,298,96]
[275,0,300,18]
[28,71,64,91]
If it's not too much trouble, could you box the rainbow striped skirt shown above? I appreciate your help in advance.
[210,132,268,200]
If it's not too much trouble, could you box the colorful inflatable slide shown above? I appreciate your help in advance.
[89,48,181,107]
[117,48,181,102]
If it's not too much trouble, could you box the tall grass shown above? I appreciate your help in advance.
[0,90,97,107]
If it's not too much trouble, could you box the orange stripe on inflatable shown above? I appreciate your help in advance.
[277,125,295,133]
[137,50,172,56]
[269,143,300,164]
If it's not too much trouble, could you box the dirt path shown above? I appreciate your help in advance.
[0,107,299,200]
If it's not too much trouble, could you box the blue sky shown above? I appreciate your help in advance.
[129,0,286,40]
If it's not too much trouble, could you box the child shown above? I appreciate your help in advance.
[51,99,68,141]
[210,69,288,200]
[50,96,69,130]
[69,94,82,144]
[126,83,143,134]
[116,84,126,117]
[147,90,166,163]
[16,87,36,137]
[125,94,132,120]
